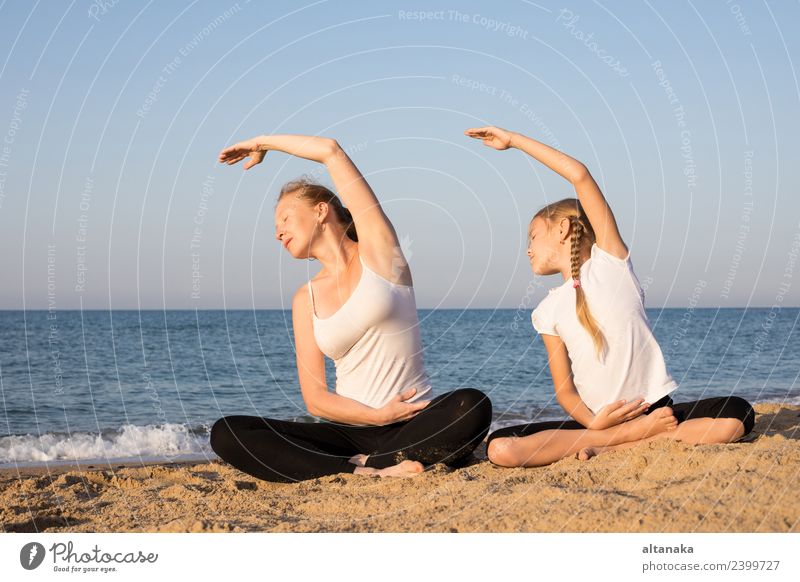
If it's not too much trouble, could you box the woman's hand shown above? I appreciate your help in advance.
[218,135,267,170]
[587,398,649,430]
[374,388,431,425]
[464,126,515,150]
[219,134,340,169]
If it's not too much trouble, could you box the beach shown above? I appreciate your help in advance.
[1,402,797,533]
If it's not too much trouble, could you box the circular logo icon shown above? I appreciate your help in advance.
[20,542,46,570]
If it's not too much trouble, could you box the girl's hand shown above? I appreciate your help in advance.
[374,388,430,425]
[218,136,267,170]
[464,126,515,150]
[587,398,649,430]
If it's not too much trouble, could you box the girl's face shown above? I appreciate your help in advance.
[526,216,563,275]
[274,195,320,259]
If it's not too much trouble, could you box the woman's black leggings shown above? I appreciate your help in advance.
[486,394,755,446]
[210,388,492,483]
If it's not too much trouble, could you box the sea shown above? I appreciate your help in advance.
[1,308,798,468]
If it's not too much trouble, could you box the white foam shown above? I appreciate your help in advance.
[760,395,800,406]
[0,423,213,465]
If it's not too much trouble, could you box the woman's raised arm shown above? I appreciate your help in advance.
[465,126,628,259]
[219,134,407,281]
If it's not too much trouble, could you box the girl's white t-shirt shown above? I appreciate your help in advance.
[531,243,678,415]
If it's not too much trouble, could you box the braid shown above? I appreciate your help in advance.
[533,198,607,361]
[570,217,583,286]
[570,213,607,361]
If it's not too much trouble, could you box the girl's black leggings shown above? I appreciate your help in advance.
[486,394,755,446]
[210,388,492,483]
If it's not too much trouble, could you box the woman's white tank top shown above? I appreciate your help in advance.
[308,254,433,412]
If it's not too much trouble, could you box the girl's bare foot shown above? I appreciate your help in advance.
[624,407,678,440]
[577,409,680,461]
[354,460,424,478]
[577,445,607,461]
[576,408,679,461]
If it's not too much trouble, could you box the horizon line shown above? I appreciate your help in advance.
[1,306,796,312]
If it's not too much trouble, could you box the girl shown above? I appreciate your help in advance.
[465,126,755,467]
[210,134,492,482]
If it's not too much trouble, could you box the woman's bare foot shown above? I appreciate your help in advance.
[623,407,678,440]
[378,460,425,477]
[354,460,424,478]
[348,454,369,467]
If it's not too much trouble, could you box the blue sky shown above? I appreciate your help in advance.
[0,0,798,310]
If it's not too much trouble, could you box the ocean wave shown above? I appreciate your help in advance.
[0,423,213,465]
[759,395,800,406]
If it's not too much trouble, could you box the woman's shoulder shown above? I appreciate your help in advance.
[293,283,312,307]
[305,267,336,291]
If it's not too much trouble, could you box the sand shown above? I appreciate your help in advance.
[1,403,798,533]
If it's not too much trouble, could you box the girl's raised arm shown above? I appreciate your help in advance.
[219,134,407,281]
[465,126,629,260]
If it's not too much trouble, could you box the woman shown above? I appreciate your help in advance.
[210,134,492,482]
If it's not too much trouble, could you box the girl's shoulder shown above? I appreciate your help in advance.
[590,242,632,266]
[588,243,645,302]
[531,294,560,336]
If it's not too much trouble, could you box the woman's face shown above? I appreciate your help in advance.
[526,216,562,275]
[274,195,318,259]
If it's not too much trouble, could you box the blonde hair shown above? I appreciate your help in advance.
[533,197,607,361]
[278,176,358,242]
